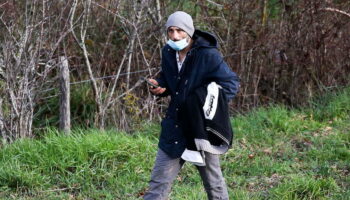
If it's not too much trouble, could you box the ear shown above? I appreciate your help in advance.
[186,35,192,42]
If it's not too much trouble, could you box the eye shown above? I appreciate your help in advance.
[174,28,185,33]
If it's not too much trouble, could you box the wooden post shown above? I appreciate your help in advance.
[59,56,70,133]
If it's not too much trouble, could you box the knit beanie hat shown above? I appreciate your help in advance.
[165,11,194,37]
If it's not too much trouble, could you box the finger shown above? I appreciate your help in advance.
[149,79,158,85]
[150,88,160,93]
[156,88,166,94]
[151,87,165,94]
[160,88,166,93]
[152,86,162,91]
[150,87,159,92]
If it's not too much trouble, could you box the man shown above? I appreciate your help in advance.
[144,11,240,200]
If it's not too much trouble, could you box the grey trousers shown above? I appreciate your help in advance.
[143,148,229,200]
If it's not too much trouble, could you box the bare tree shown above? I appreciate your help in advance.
[0,1,72,140]
[69,0,153,129]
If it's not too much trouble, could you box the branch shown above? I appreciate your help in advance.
[104,49,128,109]
[0,16,19,47]
[80,0,101,104]
[91,0,133,26]
[206,0,223,9]
[321,7,350,18]
[69,0,83,50]
[109,79,144,106]
[0,2,8,8]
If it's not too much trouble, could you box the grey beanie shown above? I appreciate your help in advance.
[165,11,194,37]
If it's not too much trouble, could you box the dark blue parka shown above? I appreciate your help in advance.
[156,30,240,158]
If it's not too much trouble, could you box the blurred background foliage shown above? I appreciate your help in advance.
[0,0,349,134]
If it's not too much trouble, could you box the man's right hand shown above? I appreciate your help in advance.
[148,79,166,95]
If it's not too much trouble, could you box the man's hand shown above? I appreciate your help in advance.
[148,79,166,95]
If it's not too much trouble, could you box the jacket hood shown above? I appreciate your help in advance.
[192,29,218,49]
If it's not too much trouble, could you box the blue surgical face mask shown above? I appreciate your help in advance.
[167,37,189,51]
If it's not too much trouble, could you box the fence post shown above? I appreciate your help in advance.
[59,56,70,133]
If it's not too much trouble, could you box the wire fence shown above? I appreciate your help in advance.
[14,48,261,100]
[38,67,160,96]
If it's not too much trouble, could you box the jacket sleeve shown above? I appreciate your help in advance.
[205,52,240,100]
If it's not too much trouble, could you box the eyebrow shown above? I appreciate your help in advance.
[168,27,184,32]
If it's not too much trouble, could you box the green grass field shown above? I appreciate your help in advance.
[0,87,349,200]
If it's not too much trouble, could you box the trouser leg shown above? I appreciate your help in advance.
[144,148,184,200]
[196,152,229,200]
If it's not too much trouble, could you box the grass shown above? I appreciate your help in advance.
[0,87,349,199]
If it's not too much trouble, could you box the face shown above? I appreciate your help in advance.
[167,26,189,41]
